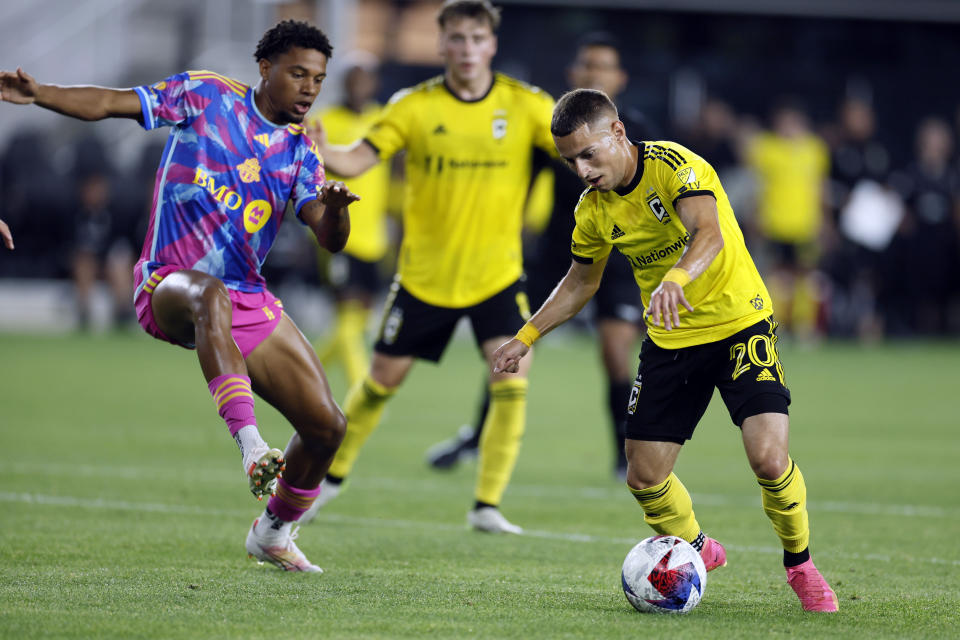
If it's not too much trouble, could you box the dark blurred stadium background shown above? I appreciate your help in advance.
[1,0,958,339]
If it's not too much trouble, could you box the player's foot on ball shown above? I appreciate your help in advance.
[786,559,838,612]
[299,477,343,524]
[467,506,523,534]
[245,519,322,573]
[700,536,727,572]
[426,425,479,470]
[243,445,285,500]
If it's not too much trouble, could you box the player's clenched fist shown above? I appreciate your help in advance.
[493,339,529,374]
[0,68,39,104]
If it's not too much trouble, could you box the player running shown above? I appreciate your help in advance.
[0,20,358,573]
[493,89,838,611]
[302,0,556,534]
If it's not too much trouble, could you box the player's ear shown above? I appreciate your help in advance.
[258,58,271,81]
[612,119,627,142]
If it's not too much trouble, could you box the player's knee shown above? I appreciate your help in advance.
[749,451,789,481]
[301,402,347,450]
[625,464,667,490]
[192,279,232,327]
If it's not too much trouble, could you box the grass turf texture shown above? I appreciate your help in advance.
[1,331,958,638]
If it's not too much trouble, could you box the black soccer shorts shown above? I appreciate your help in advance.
[373,278,530,362]
[625,316,791,443]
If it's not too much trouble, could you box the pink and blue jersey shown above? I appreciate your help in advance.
[133,70,326,295]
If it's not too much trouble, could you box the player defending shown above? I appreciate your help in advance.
[302,0,556,533]
[0,20,359,573]
[493,89,838,611]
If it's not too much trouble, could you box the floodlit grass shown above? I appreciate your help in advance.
[1,331,958,638]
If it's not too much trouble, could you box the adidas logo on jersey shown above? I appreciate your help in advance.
[433,124,447,135]
[756,368,776,382]
[611,224,625,240]
[254,133,270,147]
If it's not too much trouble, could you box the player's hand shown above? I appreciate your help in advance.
[0,218,13,250]
[319,180,360,209]
[493,338,529,374]
[0,68,39,105]
[306,119,328,148]
[645,281,693,331]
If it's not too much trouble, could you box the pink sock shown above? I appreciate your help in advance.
[208,374,256,436]
[267,477,322,522]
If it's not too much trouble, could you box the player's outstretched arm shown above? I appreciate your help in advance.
[645,194,724,330]
[0,218,13,250]
[307,120,380,178]
[0,67,141,122]
[493,257,607,373]
[301,180,359,253]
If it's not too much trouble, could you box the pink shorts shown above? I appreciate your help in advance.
[135,266,284,359]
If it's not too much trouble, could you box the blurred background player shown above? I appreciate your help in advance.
[308,51,392,387]
[426,31,654,480]
[0,20,358,573]
[303,0,555,534]
[494,88,838,612]
[744,98,830,341]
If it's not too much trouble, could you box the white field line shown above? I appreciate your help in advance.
[8,461,959,520]
[2,491,959,568]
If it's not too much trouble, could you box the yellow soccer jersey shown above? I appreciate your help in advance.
[309,103,390,262]
[571,141,772,349]
[363,73,555,308]
[746,132,829,244]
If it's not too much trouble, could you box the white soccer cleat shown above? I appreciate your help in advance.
[245,519,323,573]
[467,506,523,535]
[300,478,342,524]
[243,445,285,500]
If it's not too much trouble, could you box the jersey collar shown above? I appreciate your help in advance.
[613,141,645,196]
[443,73,496,103]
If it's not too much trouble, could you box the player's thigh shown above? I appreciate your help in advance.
[715,317,791,427]
[245,313,343,433]
[624,339,714,444]
[151,269,230,344]
[373,282,460,363]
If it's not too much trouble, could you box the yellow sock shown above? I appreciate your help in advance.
[327,376,395,479]
[628,473,701,543]
[758,457,810,553]
[337,301,371,387]
[475,378,528,506]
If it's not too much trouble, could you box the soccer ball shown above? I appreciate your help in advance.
[621,535,707,614]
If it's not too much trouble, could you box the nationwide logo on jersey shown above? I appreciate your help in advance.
[243,199,272,233]
[611,224,626,240]
[236,157,262,184]
[254,133,270,147]
[646,193,671,225]
[750,294,765,310]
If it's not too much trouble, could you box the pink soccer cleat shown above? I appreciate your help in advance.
[700,536,727,572]
[786,559,839,612]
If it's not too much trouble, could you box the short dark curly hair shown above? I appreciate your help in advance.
[254,20,333,62]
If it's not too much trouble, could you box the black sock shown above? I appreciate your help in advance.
[325,474,345,486]
[474,500,496,510]
[784,548,810,567]
[608,380,631,466]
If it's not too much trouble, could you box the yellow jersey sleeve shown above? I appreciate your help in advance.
[647,142,717,208]
[364,88,416,160]
[570,190,612,264]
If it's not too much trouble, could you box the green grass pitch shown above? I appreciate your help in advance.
[1,330,958,638]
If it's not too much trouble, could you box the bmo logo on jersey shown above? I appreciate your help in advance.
[243,199,273,233]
